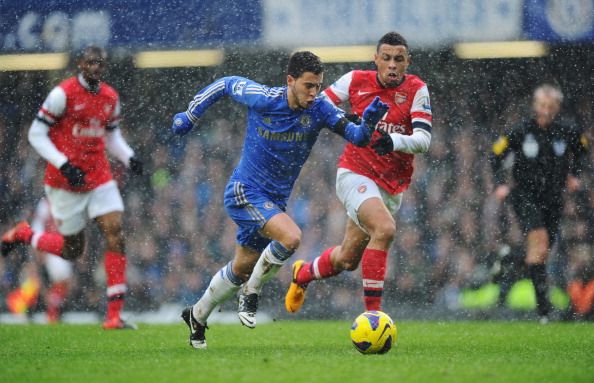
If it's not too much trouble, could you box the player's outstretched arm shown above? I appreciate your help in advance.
[171,77,229,136]
[339,96,389,147]
[372,124,432,155]
[171,76,261,136]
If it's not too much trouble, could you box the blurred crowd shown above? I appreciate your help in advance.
[1,47,593,319]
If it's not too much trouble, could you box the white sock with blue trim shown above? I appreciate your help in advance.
[193,262,242,324]
[244,241,294,295]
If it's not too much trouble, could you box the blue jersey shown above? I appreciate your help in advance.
[187,76,347,200]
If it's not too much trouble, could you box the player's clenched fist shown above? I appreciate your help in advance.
[371,129,394,155]
[59,162,86,187]
[171,112,197,136]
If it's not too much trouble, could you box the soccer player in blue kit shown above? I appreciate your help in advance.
[171,51,389,349]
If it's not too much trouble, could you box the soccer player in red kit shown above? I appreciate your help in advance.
[31,198,73,323]
[1,46,142,329]
[285,32,433,313]
[3,198,73,323]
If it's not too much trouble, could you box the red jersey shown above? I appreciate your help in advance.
[38,76,121,192]
[324,70,432,194]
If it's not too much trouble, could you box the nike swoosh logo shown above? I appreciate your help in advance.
[358,91,371,96]
[239,314,255,326]
[378,323,391,338]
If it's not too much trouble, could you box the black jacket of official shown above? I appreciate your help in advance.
[490,118,589,202]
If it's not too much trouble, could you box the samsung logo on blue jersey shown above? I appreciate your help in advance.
[257,126,306,142]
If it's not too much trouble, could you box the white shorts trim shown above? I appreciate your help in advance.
[335,168,402,230]
[44,180,124,235]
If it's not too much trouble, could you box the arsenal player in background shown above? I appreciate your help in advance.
[285,32,433,313]
[1,46,142,329]
[4,198,73,323]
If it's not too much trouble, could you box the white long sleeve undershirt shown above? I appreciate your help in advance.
[389,128,432,154]
[105,128,134,166]
[28,119,68,168]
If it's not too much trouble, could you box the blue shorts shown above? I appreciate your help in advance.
[224,180,286,252]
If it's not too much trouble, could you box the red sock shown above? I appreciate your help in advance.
[32,232,64,256]
[295,247,340,285]
[361,248,388,311]
[104,251,127,321]
[46,281,69,323]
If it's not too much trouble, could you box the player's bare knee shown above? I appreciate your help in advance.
[369,221,396,244]
[103,222,123,238]
[103,225,124,251]
[281,231,301,252]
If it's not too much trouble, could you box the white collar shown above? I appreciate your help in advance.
[77,73,100,93]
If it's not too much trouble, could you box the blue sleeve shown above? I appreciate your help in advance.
[318,98,346,132]
[186,76,267,123]
[318,99,371,146]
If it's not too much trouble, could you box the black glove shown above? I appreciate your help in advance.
[59,162,86,187]
[129,157,143,175]
[344,113,361,124]
[371,129,394,156]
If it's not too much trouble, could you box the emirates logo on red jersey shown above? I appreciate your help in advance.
[394,92,407,104]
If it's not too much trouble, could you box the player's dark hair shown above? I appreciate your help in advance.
[377,32,408,51]
[287,51,323,78]
[75,45,107,63]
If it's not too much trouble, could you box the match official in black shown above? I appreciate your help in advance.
[490,84,589,323]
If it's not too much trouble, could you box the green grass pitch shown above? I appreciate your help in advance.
[1,320,593,383]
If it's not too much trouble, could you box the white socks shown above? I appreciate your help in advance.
[243,241,294,295]
[193,262,242,324]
